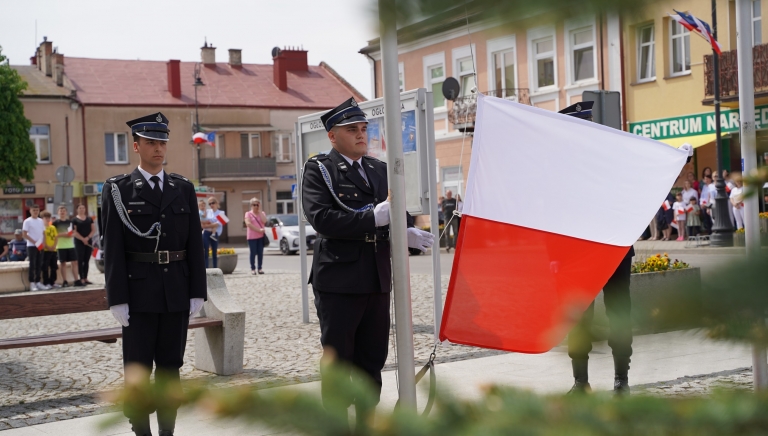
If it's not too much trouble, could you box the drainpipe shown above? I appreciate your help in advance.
[65,116,70,166]
[80,104,88,182]
[365,52,378,99]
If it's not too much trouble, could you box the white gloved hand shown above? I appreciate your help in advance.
[374,201,390,227]
[110,304,130,327]
[680,142,694,157]
[407,227,436,252]
[190,298,205,318]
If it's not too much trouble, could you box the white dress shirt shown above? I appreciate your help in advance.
[137,166,164,191]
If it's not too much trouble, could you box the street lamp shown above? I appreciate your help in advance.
[193,63,205,183]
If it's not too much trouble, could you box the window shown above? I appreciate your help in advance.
[455,57,476,97]
[240,133,262,158]
[670,19,690,75]
[271,132,293,162]
[276,191,294,214]
[637,24,656,81]
[424,52,446,109]
[534,37,555,89]
[492,49,516,97]
[215,134,227,158]
[570,26,595,82]
[754,0,762,46]
[104,132,128,164]
[442,166,463,197]
[398,62,405,92]
[29,125,51,164]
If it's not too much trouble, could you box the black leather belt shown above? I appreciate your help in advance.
[317,230,389,242]
[126,250,186,264]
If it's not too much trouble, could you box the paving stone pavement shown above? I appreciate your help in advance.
[1,269,507,430]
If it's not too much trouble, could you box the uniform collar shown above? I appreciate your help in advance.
[339,153,364,168]
[137,166,164,184]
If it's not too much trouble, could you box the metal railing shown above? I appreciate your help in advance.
[200,157,277,179]
[704,42,768,101]
[448,88,530,125]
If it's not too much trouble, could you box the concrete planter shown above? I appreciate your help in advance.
[592,267,701,334]
[95,259,105,274]
[208,254,237,274]
[733,232,745,247]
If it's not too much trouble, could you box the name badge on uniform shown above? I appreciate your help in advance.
[339,184,355,188]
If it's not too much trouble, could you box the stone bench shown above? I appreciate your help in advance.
[0,268,245,376]
[0,260,87,294]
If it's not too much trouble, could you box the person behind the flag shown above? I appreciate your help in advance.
[40,211,60,289]
[557,102,635,395]
[441,190,458,252]
[687,196,702,237]
[301,97,434,427]
[101,112,206,436]
[54,205,84,287]
[22,204,45,290]
[202,197,223,267]
[729,175,745,230]
[673,192,687,241]
[8,230,27,261]
[73,204,96,284]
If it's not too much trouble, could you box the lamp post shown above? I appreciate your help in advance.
[193,63,205,183]
[709,0,735,247]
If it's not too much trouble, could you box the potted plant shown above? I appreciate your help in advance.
[733,228,746,247]
[209,247,237,274]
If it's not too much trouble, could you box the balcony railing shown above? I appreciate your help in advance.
[200,157,277,179]
[448,88,530,127]
[704,42,768,103]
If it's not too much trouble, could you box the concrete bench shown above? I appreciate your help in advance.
[0,269,245,376]
[0,260,88,294]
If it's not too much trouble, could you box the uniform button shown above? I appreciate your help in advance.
[137,209,141,213]
[161,214,165,219]
[128,274,132,278]
[162,233,167,237]
[335,256,339,259]
[164,268,168,272]
[181,208,185,211]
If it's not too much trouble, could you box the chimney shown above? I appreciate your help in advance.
[201,41,216,66]
[53,53,65,86]
[228,49,242,67]
[272,47,308,91]
[167,59,181,98]
[40,38,53,76]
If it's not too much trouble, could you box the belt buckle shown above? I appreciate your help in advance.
[364,233,376,243]
[157,250,170,264]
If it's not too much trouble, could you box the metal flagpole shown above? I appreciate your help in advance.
[735,0,768,390]
[710,0,734,247]
[379,0,417,409]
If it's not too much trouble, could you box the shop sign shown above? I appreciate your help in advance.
[629,103,768,140]
[3,185,36,195]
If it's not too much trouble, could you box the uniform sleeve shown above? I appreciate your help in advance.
[102,183,130,307]
[301,161,376,238]
[185,186,207,300]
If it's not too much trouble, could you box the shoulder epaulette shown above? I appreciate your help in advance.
[168,173,193,184]
[308,153,330,163]
[105,174,129,184]
[362,155,383,163]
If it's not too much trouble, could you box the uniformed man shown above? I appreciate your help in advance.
[102,112,207,436]
[301,98,434,422]
[558,102,634,395]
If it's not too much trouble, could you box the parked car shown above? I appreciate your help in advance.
[264,214,316,255]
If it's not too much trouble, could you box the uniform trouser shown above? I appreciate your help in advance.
[27,246,42,283]
[446,214,460,248]
[122,311,190,432]
[74,239,90,280]
[313,290,390,410]
[568,252,633,364]
[41,251,58,285]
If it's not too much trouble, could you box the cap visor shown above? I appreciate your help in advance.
[334,116,369,128]
[136,131,170,141]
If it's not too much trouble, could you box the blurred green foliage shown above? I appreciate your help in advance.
[0,46,36,187]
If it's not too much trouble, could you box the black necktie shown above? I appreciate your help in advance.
[150,175,162,200]
[352,161,369,187]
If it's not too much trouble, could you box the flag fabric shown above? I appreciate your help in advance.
[438,94,688,354]
[206,131,216,146]
[670,10,722,55]
[663,200,671,211]
[67,223,74,237]
[216,213,229,226]
[92,247,99,258]
[36,239,44,251]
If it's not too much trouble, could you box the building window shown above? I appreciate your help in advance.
[215,134,227,158]
[533,36,555,89]
[29,125,51,164]
[754,0,762,46]
[271,132,293,162]
[491,49,516,97]
[276,191,294,214]
[570,26,595,82]
[637,24,656,81]
[428,64,445,108]
[105,132,128,164]
[240,133,261,158]
[442,166,463,197]
[398,62,405,92]
[456,56,476,97]
[670,19,690,76]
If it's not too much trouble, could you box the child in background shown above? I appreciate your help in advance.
[686,197,702,237]
[40,211,60,289]
[54,206,84,287]
[672,192,687,241]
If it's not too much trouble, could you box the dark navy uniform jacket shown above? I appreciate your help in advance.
[302,148,413,294]
[102,168,207,312]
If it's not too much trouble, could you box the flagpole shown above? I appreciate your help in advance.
[709,0,735,247]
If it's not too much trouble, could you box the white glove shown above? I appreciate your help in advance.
[110,304,130,327]
[190,298,205,318]
[680,142,694,157]
[374,201,390,227]
[407,228,435,252]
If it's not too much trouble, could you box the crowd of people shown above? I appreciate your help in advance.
[642,167,759,241]
[4,203,96,291]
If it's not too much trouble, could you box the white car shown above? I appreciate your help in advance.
[264,214,316,255]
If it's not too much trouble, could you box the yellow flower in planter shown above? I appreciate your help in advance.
[208,248,236,255]
[632,253,689,274]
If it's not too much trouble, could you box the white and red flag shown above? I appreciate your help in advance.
[67,223,74,237]
[439,95,687,353]
[669,10,722,55]
[216,213,230,226]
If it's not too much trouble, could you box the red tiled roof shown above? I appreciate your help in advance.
[60,57,365,108]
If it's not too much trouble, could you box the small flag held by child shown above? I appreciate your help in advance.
[216,213,230,226]
[663,200,671,211]
[67,223,74,237]
[36,239,44,251]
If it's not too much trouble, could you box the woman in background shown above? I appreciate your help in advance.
[244,198,268,275]
[72,204,95,285]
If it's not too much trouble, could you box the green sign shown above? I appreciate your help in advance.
[629,104,768,140]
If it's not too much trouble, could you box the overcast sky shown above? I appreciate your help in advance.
[0,0,379,98]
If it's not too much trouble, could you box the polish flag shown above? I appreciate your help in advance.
[216,213,230,226]
[439,95,687,353]
[67,223,74,237]
[686,206,694,213]
[92,247,99,258]
[36,239,44,250]
[662,200,671,211]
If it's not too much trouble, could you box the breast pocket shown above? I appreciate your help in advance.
[172,204,190,233]
[127,206,155,231]
[337,188,365,206]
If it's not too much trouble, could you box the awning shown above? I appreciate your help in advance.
[659,134,716,149]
